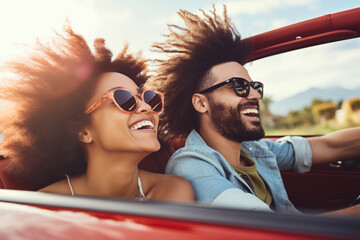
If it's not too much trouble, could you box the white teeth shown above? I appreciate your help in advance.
[130,120,154,130]
[241,109,258,115]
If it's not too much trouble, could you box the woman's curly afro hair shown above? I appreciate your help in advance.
[0,24,148,190]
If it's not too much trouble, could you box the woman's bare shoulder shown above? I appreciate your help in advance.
[38,179,72,195]
[140,170,195,203]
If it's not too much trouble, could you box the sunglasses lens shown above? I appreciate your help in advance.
[114,89,137,112]
[234,78,249,97]
[235,88,248,97]
[253,82,264,98]
[143,90,163,112]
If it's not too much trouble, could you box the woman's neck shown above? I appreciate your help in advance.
[81,150,145,198]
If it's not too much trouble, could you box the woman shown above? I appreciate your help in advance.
[0,25,194,202]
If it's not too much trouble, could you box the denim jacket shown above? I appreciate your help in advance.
[166,130,312,213]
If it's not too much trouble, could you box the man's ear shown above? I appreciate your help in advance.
[192,93,209,114]
[78,129,93,144]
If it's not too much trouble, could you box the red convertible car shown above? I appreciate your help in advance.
[0,7,359,240]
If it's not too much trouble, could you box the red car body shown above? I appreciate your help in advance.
[0,7,360,240]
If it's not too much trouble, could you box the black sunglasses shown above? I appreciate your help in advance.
[199,77,264,99]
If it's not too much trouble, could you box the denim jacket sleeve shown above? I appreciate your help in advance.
[166,148,272,212]
[262,136,312,173]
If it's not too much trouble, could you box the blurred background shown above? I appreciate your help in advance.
[1,0,359,137]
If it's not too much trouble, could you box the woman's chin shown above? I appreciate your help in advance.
[139,140,161,154]
[148,141,161,152]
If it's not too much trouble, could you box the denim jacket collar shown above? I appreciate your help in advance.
[186,130,256,194]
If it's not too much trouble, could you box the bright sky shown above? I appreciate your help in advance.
[0,0,359,101]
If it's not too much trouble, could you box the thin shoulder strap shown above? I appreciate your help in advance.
[137,176,146,198]
[65,174,75,196]
[66,174,143,199]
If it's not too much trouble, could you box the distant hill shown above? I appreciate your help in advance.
[270,86,360,116]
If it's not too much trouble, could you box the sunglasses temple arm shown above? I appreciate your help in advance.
[85,95,107,114]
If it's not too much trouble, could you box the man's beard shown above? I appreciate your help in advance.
[208,98,265,143]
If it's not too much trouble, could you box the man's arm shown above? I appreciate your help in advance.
[323,204,360,217]
[307,127,360,165]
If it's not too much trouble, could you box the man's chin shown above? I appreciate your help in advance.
[250,120,262,127]
[223,127,264,142]
[245,126,265,141]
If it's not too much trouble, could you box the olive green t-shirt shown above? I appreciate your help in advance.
[231,150,273,206]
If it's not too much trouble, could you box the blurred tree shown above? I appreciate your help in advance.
[311,98,325,107]
[260,96,276,129]
[299,106,315,126]
[349,98,360,111]
[312,101,336,123]
[260,96,272,116]
[337,100,343,110]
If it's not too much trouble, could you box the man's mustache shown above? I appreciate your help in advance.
[237,101,259,112]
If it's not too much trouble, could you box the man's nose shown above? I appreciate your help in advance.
[247,87,262,100]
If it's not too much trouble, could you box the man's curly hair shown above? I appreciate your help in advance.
[146,5,252,143]
[0,24,148,190]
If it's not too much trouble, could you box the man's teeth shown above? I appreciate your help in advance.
[241,109,259,115]
[130,120,154,130]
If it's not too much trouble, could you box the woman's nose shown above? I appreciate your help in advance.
[136,96,152,113]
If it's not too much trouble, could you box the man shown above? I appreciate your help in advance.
[147,6,360,213]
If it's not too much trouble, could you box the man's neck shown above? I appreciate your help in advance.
[199,127,244,167]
